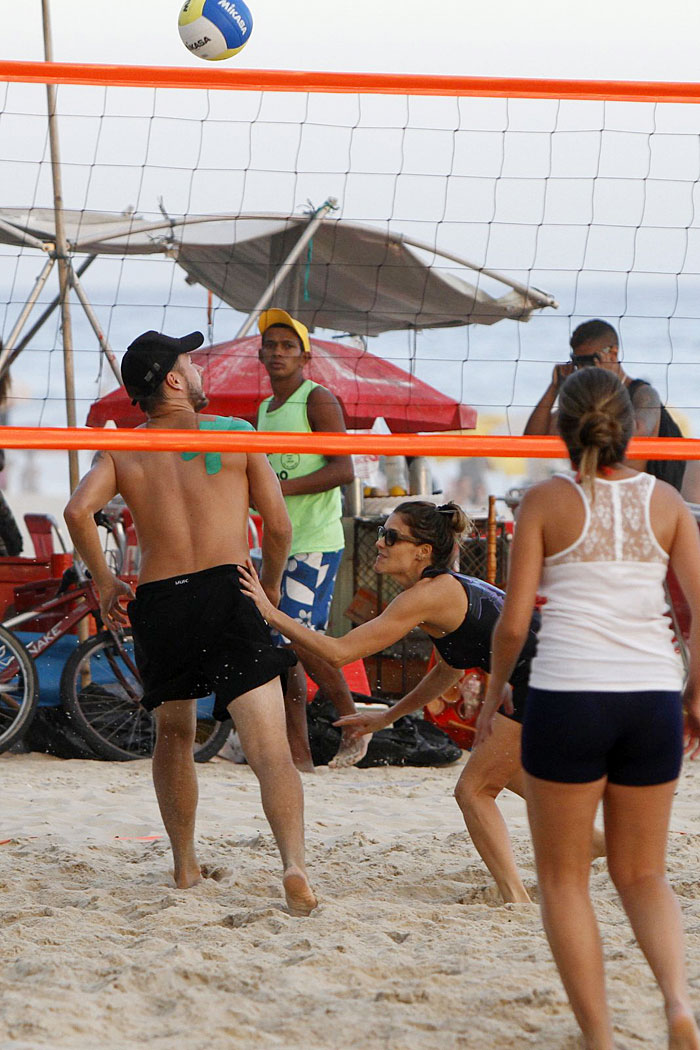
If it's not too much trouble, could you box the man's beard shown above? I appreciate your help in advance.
[187,378,208,412]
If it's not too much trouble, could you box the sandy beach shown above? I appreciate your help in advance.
[1,751,699,1050]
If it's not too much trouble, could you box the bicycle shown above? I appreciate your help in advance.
[0,509,231,761]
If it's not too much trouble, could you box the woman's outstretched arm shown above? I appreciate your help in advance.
[238,559,427,668]
[335,656,464,735]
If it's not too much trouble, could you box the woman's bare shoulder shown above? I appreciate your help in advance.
[519,475,575,510]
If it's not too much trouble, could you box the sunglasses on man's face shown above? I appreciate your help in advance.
[570,345,616,370]
[570,352,601,369]
[377,524,422,547]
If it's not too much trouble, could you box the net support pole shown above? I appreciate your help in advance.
[7,256,95,367]
[234,197,338,338]
[486,495,497,585]
[42,0,79,493]
[0,256,55,376]
[69,261,122,385]
[0,216,48,252]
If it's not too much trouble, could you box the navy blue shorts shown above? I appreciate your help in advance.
[522,687,684,786]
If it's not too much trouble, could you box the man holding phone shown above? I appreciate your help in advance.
[524,318,685,491]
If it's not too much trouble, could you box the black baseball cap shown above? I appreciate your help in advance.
[121,330,204,405]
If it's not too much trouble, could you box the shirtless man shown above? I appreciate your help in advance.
[64,329,316,916]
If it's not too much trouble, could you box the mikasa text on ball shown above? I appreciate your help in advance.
[178,0,253,61]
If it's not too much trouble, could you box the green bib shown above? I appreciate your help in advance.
[257,380,344,555]
[181,415,255,475]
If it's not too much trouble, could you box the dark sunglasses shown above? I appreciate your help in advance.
[377,524,422,548]
[570,352,601,369]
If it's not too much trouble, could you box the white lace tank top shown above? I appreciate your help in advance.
[529,471,683,692]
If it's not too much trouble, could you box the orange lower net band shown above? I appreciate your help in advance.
[1,428,697,460]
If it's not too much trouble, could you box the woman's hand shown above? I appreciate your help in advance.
[472,684,513,748]
[335,708,394,736]
[238,559,278,624]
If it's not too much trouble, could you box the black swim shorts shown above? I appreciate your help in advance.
[128,564,296,722]
[522,686,683,786]
[508,680,527,724]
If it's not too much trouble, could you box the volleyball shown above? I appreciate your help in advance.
[178,0,253,61]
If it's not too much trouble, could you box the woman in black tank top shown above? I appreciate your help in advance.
[240,499,594,904]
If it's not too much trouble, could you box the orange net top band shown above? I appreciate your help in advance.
[2,60,700,104]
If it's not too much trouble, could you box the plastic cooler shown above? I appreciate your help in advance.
[8,553,80,633]
[422,651,487,751]
[0,556,53,620]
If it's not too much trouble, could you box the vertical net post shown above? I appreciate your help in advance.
[41,0,79,491]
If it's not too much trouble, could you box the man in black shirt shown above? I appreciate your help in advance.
[524,319,685,491]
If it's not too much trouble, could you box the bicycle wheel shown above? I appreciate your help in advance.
[59,630,230,762]
[0,625,39,754]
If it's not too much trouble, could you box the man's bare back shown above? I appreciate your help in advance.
[66,344,291,622]
[112,413,257,585]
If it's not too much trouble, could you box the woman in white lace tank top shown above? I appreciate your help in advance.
[475,368,700,1050]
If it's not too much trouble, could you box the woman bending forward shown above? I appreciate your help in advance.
[242,500,549,904]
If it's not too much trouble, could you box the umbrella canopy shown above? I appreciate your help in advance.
[86,334,477,433]
[0,208,557,337]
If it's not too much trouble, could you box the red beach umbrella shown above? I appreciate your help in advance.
[86,334,476,433]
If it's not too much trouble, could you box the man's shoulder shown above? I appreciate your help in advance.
[627,377,661,405]
[306,383,344,414]
[197,414,256,432]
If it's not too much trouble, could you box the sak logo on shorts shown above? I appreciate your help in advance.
[280,454,300,472]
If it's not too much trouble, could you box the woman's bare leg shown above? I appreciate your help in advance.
[605,780,700,1050]
[526,772,614,1050]
[456,714,531,903]
[282,661,315,772]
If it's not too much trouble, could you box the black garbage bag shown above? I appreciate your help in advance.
[307,692,462,768]
[22,707,98,760]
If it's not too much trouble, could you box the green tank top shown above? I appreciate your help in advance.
[257,379,344,555]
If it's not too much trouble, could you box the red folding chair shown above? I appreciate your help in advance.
[24,513,67,561]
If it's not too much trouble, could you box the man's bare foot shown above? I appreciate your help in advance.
[283,866,318,917]
[668,1004,700,1049]
[329,731,372,770]
[173,861,202,889]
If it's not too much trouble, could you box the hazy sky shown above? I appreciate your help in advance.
[2,0,700,81]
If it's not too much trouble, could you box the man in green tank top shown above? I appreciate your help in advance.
[256,309,370,771]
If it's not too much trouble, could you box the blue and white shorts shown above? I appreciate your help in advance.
[274,549,344,641]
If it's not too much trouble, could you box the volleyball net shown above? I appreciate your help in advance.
[1,60,699,499]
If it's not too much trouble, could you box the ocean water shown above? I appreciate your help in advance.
[1,257,698,506]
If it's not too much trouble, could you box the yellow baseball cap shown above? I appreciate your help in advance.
[258,309,311,355]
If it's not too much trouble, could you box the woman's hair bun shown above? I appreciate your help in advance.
[437,501,470,536]
[578,411,623,456]
[393,499,473,570]
[557,367,635,494]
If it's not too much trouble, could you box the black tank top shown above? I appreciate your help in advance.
[423,569,540,692]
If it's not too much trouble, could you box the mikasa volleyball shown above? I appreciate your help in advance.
[178,0,253,61]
